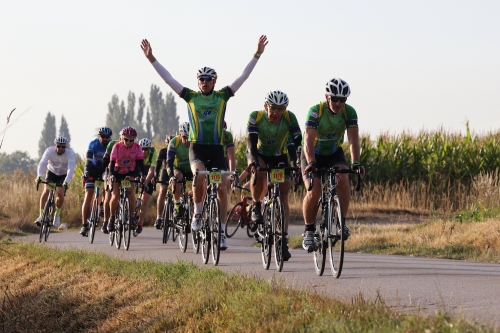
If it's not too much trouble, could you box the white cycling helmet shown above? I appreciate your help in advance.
[138,138,152,148]
[179,122,190,136]
[197,67,217,78]
[54,136,68,145]
[265,90,289,107]
[325,78,351,97]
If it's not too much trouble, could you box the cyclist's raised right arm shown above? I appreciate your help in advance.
[141,39,184,95]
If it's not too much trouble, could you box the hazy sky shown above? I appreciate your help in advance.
[1,0,499,158]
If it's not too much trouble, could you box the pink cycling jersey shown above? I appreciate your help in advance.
[110,142,144,174]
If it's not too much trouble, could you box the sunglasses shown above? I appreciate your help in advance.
[56,145,66,149]
[100,135,111,139]
[123,138,135,143]
[329,96,347,103]
[269,107,286,114]
[198,76,213,82]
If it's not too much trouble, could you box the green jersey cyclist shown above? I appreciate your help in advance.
[141,35,268,250]
[301,78,365,251]
[247,90,302,261]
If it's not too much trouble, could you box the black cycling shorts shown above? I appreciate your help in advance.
[300,147,348,179]
[189,144,227,171]
[45,171,66,187]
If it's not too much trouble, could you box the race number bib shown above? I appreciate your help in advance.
[121,180,131,189]
[270,169,285,183]
[186,180,193,192]
[48,182,57,189]
[209,171,222,184]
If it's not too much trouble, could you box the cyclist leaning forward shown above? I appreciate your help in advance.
[107,126,145,233]
[154,134,175,229]
[301,78,365,250]
[141,35,268,250]
[135,138,158,234]
[80,127,113,236]
[35,136,76,228]
[247,90,302,261]
[164,122,192,223]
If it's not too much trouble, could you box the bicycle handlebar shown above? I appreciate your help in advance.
[36,180,68,196]
[251,166,299,186]
[307,167,363,192]
[193,169,239,188]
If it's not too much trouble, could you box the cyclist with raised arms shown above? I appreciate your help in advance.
[107,126,145,233]
[301,78,365,250]
[154,135,175,229]
[166,122,192,221]
[141,35,268,250]
[35,137,76,228]
[80,127,112,237]
[247,90,302,261]
[135,138,158,234]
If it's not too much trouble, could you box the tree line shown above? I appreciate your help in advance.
[106,84,179,142]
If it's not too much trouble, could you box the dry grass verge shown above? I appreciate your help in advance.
[289,219,500,263]
[0,242,496,332]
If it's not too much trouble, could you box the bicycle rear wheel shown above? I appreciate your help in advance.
[115,203,123,249]
[273,198,286,272]
[89,198,99,244]
[162,197,173,244]
[328,195,344,278]
[211,199,221,266]
[123,198,132,251]
[260,204,271,270]
[225,202,242,238]
[201,205,210,264]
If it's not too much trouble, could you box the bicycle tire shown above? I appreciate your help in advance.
[172,218,179,242]
[225,202,242,238]
[41,195,54,243]
[109,228,115,246]
[246,205,256,238]
[260,204,271,270]
[201,204,210,264]
[115,201,123,250]
[123,197,132,251]
[211,198,221,266]
[162,197,173,244]
[328,195,344,278]
[273,197,286,272]
[89,198,99,244]
[314,227,327,276]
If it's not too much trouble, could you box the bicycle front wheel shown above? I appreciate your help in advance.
[115,204,123,249]
[210,198,221,266]
[328,195,344,278]
[123,197,132,251]
[201,206,210,264]
[225,202,242,238]
[41,196,54,243]
[314,227,327,276]
[273,198,286,272]
[260,204,271,270]
[89,198,99,244]
[162,197,173,244]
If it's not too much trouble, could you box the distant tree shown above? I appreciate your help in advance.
[164,92,179,137]
[38,112,56,158]
[0,151,37,173]
[58,115,71,145]
[146,107,152,139]
[106,94,123,137]
[149,85,179,141]
[136,94,147,138]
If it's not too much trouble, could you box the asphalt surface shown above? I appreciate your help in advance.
[17,224,500,328]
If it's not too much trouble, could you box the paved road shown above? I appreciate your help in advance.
[17,225,500,328]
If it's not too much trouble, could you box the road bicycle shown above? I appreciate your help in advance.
[109,177,142,251]
[193,164,238,266]
[307,166,362,278]
[255,164,297,272]
[87,177,105,244]
[225,185,255,238]
[36,180,67,243]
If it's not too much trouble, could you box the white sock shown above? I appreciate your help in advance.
[221,223,226,233]
[194,202,202,215]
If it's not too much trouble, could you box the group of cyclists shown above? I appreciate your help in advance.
[35,35,365,261]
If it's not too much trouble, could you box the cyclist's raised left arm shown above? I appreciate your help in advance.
[64,149,77,183]
[228,35,268,94]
